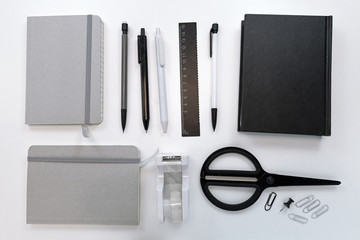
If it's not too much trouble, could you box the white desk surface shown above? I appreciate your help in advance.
[1,0,359,239]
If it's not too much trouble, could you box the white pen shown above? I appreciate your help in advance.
[155,28,168,133]
[210,23,219,131]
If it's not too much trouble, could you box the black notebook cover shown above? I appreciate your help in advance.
[238,14,332,136]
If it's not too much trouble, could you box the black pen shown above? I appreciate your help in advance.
[121,23,128,132]
[137,28,150,132]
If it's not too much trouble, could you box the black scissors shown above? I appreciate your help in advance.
[200,147,341,211]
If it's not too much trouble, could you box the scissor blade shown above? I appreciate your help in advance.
[205,176,257,182]
[202,169,259,178]
[271,173,341,187]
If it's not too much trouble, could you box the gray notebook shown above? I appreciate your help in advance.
[27,145,140,225]
[25,15,104,126]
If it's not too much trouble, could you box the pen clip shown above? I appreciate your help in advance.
[137,35,142,63]
[210,30,213,58]
[210,23,218,58]
[159,36,165,67]
[156,28,165,67]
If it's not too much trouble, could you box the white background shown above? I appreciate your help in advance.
[0,0,359,239]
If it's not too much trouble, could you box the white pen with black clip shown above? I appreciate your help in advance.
[155,28,168,133]
[210,23,219,131]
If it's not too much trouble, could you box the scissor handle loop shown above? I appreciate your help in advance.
[200,147,263,175]
[200,147,265,211]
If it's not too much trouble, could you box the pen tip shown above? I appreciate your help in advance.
[211,108,217,131]
[161,121,168,134]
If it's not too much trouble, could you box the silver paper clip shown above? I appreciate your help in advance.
[288,214,308,224]
[295,195,314,208]
[303,199,321,213]
[312,204,329,219]
[264,192,277,211]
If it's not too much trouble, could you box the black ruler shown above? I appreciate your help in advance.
[179,22,200,137]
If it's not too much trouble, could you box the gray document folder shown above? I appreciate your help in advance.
[25,15,104,125]
[27,146,140,225]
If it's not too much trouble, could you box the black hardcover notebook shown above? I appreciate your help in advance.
[238,14,332,136]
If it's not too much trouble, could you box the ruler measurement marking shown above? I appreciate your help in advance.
[179,22,200,137]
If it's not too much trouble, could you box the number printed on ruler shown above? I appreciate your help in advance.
[180,24,188,115]
[179,22,200,137]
